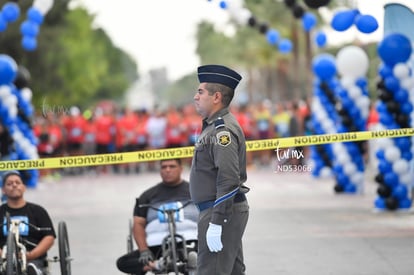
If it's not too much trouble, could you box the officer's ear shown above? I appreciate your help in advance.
[212,91,222,104]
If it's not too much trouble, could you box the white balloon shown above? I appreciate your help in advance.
[384,146,401,162]
[8,106,17,118]
[400,77,414,90]
[0,85,11,98]
[347,86,362,100]
[320,167,332,178]
[350,172,364,185]
[399,172,413,185]
[321,119,333,131]
[344,162,357,175]
[340,76,355,89]
[392,159,409,175]
[21,87,33,102]
[332,143,343,154]
[33,0,54,15]
[5,94,17,107]
[336,46,369,78]
[233,8,251,25]
[393,63,410,80]
[336,152,350,165]
[356,96,370,110]
[377,138,392,149]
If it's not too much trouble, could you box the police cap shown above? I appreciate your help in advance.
[197,64,242,90]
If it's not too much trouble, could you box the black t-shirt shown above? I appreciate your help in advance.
[0,202,56,258]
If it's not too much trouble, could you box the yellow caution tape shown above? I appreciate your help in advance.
[0,128,413,171]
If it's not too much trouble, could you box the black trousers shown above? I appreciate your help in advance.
[116,246,161,275]
[116,241,197,275]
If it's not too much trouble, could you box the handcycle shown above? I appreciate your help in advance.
[127,201,197,275]
[0,212,72,275]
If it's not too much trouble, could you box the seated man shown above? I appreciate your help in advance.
[116,159,198,275]
[0,170,56,275]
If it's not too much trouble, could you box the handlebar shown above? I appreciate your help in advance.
[4,211,52,232]
[138,201,193,213]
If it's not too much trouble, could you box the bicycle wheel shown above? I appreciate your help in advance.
[127,219,133,253]
[58,221,71,275]
[5,232,20,275]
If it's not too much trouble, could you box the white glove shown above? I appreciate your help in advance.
[206,223,223,252]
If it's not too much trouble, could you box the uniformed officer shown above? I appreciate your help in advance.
[190,64,249,275]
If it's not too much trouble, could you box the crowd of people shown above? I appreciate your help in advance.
[33,98,313,178]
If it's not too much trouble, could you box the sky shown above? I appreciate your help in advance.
[73,0,414,81]
[73,0,231,80]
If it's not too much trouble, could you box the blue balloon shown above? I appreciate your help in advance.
[278,39,293,54]
[384,171,399,187]
[399,198,412,209]
[378,63,393,78]
[355,14,378,34]
[2,2,20,23]
[0,54,17,84]
[22,36,37,51]
[355,77,367,89]
[302,12,317,32]
[394,137,411,150]
[312,53,336,80]
[392,184,408,200]
[400,102,413,114]
[378,160,392,174]
[401,151,413,161]
[27,7,44,25]
[345,183,357,193]
[394,89,409,103]
[315,31,327,47]
[219,1,227,9]
[331,9,359,31]
[378,33,412,67]
[376,102,387,114]
[384,76,400,92]
[336,172,349,186]
[379,113,393,126]
[20,20,39,37]
[374,197,386,209]
[0,13,7,32]
[266,29,279,45]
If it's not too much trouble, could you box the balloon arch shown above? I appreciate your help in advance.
[0,0,54,188]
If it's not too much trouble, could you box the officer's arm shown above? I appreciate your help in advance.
[211,129,240,225]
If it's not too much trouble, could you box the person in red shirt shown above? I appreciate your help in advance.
[233,104,255,167]
[115,107,139,174]
[61,106,87,157]
[165,106,187,148]
[93,107,116,174]
[182,104,201,146]
[34,113,64,178]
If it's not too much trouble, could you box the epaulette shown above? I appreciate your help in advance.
[214,117,225,130]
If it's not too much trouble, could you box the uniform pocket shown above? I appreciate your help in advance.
[194,145,205,170]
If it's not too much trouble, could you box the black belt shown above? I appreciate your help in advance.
[196,193,246,212]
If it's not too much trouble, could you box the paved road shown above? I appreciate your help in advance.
[25,166,414,275]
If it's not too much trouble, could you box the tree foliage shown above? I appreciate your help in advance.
[188,0,376,103]
[0,0,138,110]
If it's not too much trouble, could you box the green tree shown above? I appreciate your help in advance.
[0,0,138,110]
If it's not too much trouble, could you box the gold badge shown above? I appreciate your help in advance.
[217,131,231,147]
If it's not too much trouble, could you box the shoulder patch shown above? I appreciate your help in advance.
[216,131,231,147]
[215,117,225,129]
